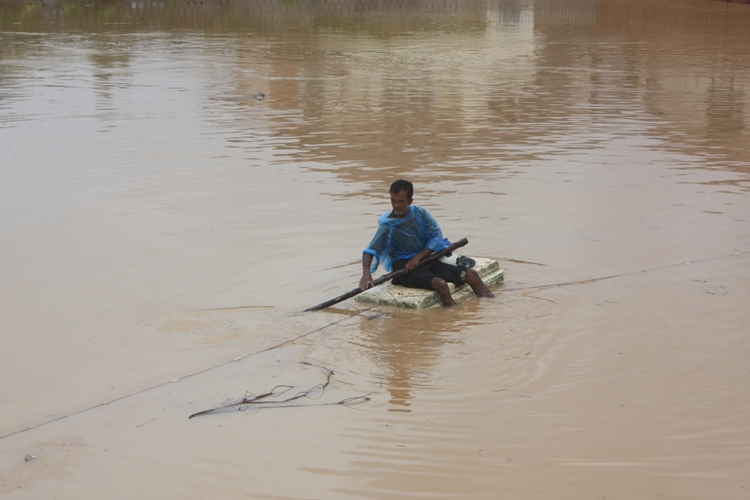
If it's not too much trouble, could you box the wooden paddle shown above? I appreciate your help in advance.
[303,238,469,312]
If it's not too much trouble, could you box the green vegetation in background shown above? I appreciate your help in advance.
[0,0,500,36]
[1,0,133,32]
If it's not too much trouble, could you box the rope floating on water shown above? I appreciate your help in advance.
[0,306,376,440]
[498,250,749,292]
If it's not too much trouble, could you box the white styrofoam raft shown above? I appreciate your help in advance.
[355,257,504,308]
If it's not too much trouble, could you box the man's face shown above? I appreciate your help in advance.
[390,189,412,217]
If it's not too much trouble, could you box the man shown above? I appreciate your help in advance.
[360,179,494,307]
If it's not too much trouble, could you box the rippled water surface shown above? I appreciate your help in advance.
[1,0,749,498]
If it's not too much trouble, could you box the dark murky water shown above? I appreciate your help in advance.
[1,0,749,498]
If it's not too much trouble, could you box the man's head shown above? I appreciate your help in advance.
[390,179,413,199]
[390,179,413,217]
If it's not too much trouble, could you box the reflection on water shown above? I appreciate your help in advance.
[2,0,748,197]
[356,310,458,412]
[1,1,749,498]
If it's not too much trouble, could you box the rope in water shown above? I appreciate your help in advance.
[1,250,746,440]
[497,250,747,292]
[0,305,377,440]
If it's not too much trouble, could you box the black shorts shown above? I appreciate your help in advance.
[391,259,466,291]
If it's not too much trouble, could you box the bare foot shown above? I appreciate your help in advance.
[439,295,457,307]
[465,269,494,298]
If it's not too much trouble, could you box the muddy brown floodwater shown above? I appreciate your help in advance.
[1,0,748,498]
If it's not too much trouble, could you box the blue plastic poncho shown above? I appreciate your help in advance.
[363,205,446,273]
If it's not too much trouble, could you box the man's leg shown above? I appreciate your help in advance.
[431,277,457,307]
[465,269,494,298]
[392,261,465,306]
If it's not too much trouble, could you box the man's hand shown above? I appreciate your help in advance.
[360,272,374,291]
[405,249,434,272]
[360,254,375,290]
[405,255,422,272]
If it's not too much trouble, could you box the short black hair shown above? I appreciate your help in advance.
[390,179,413,199]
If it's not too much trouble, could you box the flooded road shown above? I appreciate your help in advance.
[1,0,749,498]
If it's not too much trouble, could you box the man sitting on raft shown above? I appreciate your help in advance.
[359,179,494,307]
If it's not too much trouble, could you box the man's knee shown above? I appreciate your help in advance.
[431,277,449,292]
[465,269,480,283]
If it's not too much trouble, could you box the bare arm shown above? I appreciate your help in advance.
[360,253,374,290]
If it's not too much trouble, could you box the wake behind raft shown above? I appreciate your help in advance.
[303,238,504,312]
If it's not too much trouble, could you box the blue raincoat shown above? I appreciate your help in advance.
[363,205,445,273]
